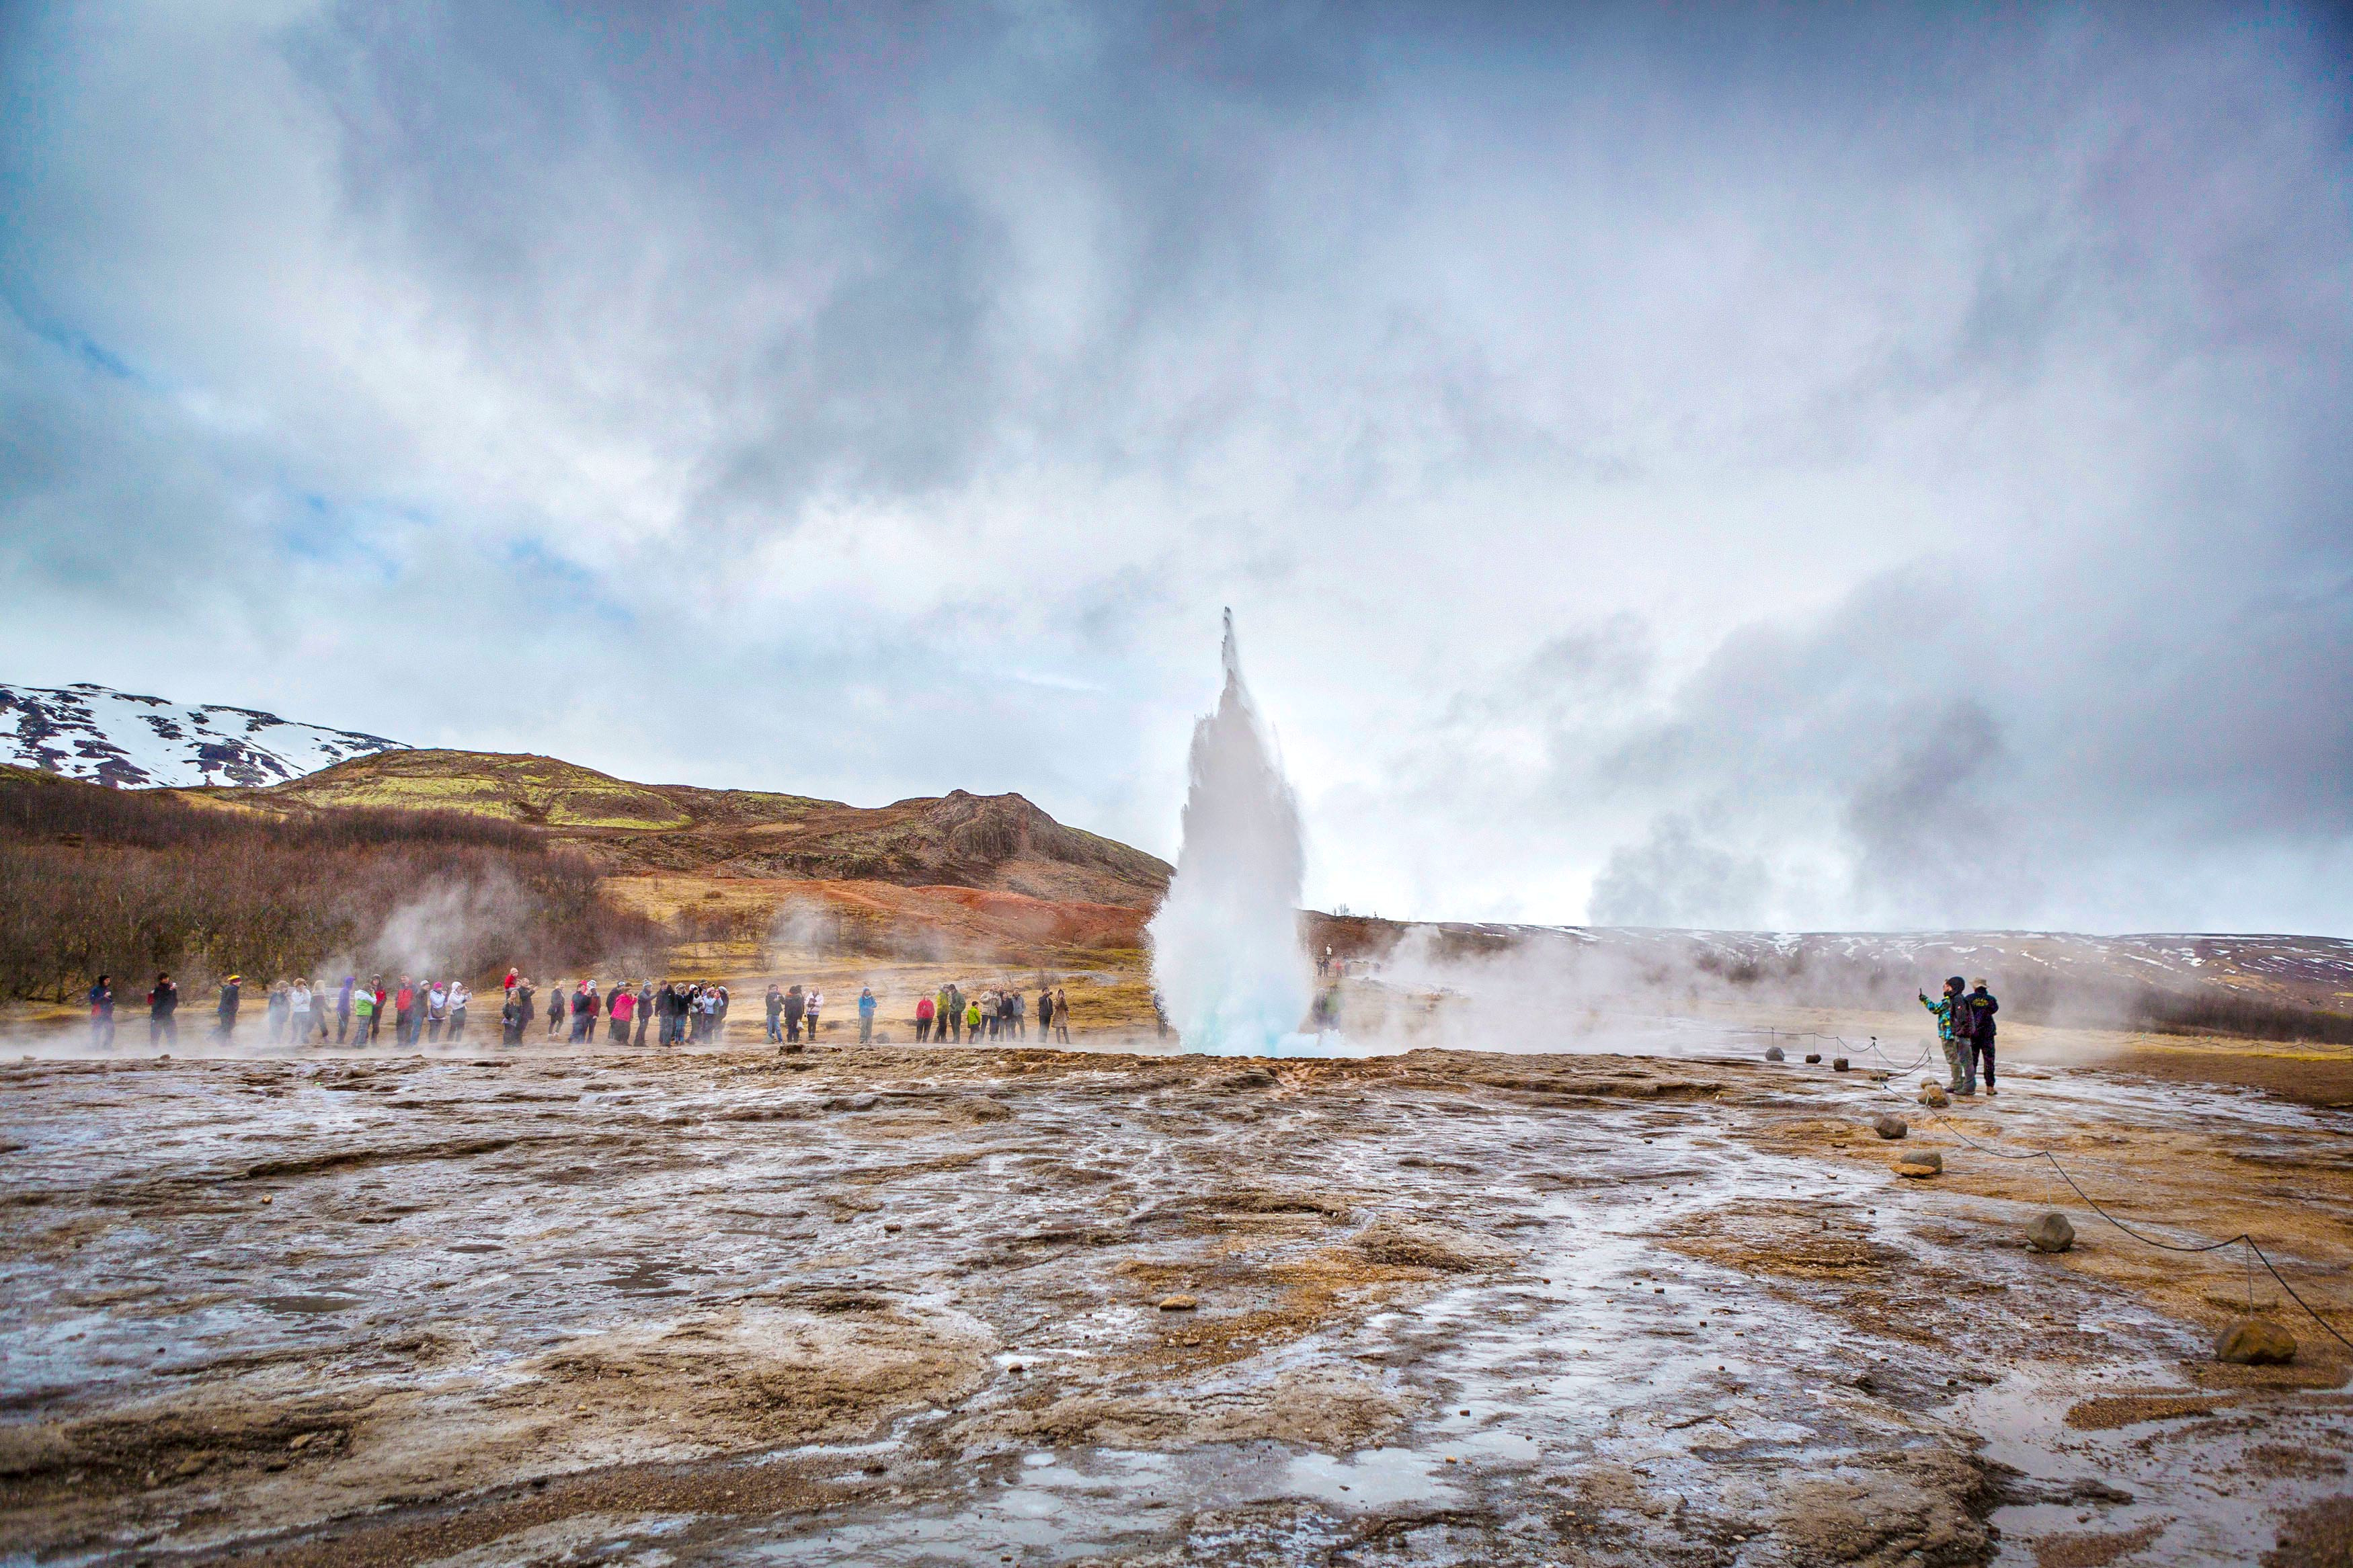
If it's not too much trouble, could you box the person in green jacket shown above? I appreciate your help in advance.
[350,985,375,1048]
[1919,975,1968,1093]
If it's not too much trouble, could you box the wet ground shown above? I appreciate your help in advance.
[3,1040,2349,1565]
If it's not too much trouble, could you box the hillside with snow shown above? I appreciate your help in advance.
[0,682,405,788]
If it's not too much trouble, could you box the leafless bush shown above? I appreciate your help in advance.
[0,770,661,1000]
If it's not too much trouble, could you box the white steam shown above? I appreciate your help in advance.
[1148,610,1314,1055]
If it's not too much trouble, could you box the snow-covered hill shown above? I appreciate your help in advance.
[0,682,405,788]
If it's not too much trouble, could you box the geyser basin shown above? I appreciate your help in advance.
[5,1046,2346,1563]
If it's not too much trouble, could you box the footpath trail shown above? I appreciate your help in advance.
[1,1043,2348,1566]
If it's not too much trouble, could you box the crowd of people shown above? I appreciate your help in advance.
[488,974,735,1048]
[85,966,1080,1053]
[900,983,1072,1045]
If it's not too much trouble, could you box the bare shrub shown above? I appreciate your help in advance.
[0,770,661,999]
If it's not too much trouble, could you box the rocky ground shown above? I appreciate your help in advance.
[3,1037,2350,1566]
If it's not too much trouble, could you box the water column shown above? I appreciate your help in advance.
[1146,610,1316,1055]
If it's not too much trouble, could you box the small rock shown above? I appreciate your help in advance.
[1895,1151,1943,1177]
[287,1432,315,1450]
[2215,1317,2297,1365]
[1832,1057,1850,1072]
[2026,1212,2075,1253]
[1764,1046,1785,1062]
[1873,1115,1909,1141]
[1919,1083,1950,1108]
[1157,1294,1199,1311]
[1804,1053,1822,1064]
[883,1222,902,1233]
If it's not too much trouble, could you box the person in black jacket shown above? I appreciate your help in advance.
[148,973,178,1048]
[1965,980,1999,1096]
[215,976,241,1041]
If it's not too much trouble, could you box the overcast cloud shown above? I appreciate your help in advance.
[3,2,2348,934]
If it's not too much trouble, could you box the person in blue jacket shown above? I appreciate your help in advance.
[88,975,114,1048]
[1919,975,1972,1094]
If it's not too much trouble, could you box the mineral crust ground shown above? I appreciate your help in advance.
[3,1042,2349,1565]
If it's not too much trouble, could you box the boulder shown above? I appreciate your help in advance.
[1832,1057,1850,1072]
[1157,1294,1199,1312]
[1919,1083,1950,1108]
[1765,1046,1786,1062]
[2215,1317,2297,1365]
[1894,1151,1942,1177]
[1804,1053,1822,1064]
[2026,1212,2075,1253]
[1873,1115,1909,1141]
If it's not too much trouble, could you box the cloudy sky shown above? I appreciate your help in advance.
[3,3,2348,934]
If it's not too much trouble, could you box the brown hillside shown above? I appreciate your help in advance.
[182,749,1174,910]
[614,875,1150,962]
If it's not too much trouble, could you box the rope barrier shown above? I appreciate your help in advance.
[1720,1022,2353,1354]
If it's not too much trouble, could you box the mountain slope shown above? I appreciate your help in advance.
[197,748,1176,909]
[0,682,404,788]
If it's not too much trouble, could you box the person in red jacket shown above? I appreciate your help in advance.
[370,978,388,1044]
[607,983,635,1045]
[914,991,935,1043]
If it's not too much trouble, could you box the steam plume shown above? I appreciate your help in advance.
[1148,610,1313,1055]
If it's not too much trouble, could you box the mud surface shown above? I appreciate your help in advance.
[4,1042,2350,1565]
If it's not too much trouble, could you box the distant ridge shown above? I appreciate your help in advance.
[203,748,1178,911]
[0,681,405,788]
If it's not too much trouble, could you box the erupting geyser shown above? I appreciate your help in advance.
[1147,610,1315,1055]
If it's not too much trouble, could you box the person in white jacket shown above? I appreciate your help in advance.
[803,988,822,1041]
[288,980,313,1046]
[426,981,450,1042]
[446,981,471,1040]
